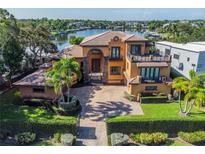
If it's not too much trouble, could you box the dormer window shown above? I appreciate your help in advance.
[130,44,141,55]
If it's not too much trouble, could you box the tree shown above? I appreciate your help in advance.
[0,9,24,87]
[172,70,205,116]
[21,25,57,68]
[69,36,84,45]
[46,58,81,103]
[172,77,189,113]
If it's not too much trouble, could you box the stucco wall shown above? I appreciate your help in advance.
[129,83,171,97]
[156,43,200,79]
[18,86,58,100]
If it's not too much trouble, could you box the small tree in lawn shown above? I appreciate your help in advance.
[172,70,205,116]
[46,58,81,103]
[172,77,189,113]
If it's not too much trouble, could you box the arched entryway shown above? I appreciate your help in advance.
[87,48,104,83]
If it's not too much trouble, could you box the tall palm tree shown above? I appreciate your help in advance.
[172,70,205,116]
[46,58,81,103]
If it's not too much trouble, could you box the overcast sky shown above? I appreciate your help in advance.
[6,8,205,20]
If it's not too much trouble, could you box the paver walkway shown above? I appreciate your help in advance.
[71,85,143,146]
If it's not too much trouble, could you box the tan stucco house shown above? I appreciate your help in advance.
[63,31,172,99]
[14,31,172,101]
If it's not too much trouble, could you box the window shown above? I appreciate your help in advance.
[173,54,180,60]
[111,47,120,59]
[110,66,121,75]
[130,44,141,55]
[165,49,171,55]
[33,86,45,93]
[187,57,190,62]
[145,86,157,91]
[140,67,160,80]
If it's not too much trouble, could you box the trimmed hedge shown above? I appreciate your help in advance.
[140,96,168,104]
[107,117,205,136]
[0,119,77,136]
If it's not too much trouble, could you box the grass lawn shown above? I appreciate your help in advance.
[0,88,77,133]
[108,102,205,122]
[167,138,191,146]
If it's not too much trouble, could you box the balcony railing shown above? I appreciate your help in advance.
[137,76,172,84]
[128,53,171,63]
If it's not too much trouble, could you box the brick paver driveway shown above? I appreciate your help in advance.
[71,85,143,146]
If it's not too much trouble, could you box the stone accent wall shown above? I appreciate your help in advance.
[83,57,89,83]
[102,57,109,83]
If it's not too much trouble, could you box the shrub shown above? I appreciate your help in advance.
[0,118,77,136]
[110,133,129,146]
[131,132,168,145]
[178,131,205,145]
[107,117,205,136]
[60,133,75,146]
[140,96,168,104]
[16,132,36,145]
[53,132,62,143]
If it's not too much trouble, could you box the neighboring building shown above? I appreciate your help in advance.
[156,41,205,79]
[13,63,58,100]
[13,63,77,101]
[64,31,172,99]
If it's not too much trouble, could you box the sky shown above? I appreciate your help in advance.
[6,8,205,21]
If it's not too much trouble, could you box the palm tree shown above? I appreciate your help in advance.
[172,77,189,113]
[172,70,205,116]
[46,58,81,103]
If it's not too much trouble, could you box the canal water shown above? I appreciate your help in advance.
[53,29,144,51]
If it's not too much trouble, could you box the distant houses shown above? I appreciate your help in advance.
[156,41,205,79]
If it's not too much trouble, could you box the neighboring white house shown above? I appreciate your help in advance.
[156,41,205,79]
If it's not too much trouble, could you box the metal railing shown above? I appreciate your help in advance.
[128,52,171,62]
[138,76,172,84]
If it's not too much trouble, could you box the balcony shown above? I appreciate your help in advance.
[138,76,172,84]
[128,53,171,63]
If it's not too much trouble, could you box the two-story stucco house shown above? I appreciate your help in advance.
[63,31,172,99]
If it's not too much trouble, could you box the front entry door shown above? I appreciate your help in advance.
[92,59,101,73]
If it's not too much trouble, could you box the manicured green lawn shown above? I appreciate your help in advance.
[0,88,77,134]
[108,102,205,122]
[142,102,205,119]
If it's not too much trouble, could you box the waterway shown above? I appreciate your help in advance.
[53,29,144,51]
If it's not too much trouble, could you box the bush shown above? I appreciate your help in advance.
[107,117,205,136]
[16,132,36,145]
[0,118,77,136]
[60,133,75,146]
[131,132,168,145]
[53,132,62,143]
[140,96,168,103]
[110,133,129,146]
[178,131,205,145]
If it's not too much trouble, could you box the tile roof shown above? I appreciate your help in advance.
[62,45,84,58]
[13,69,53,87]
[80,31,145,46]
